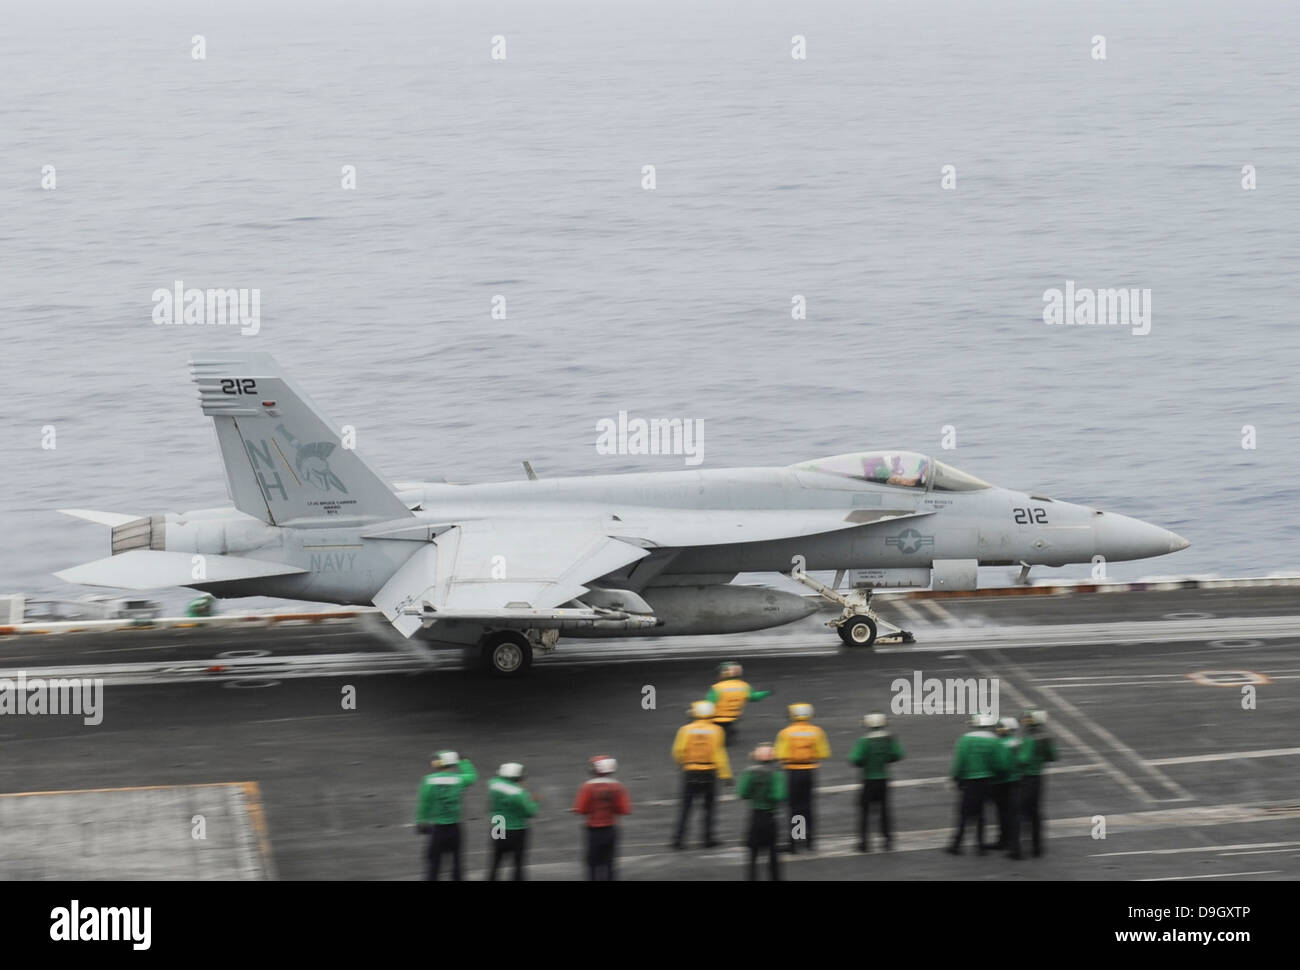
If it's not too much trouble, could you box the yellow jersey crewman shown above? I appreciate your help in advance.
[671,700,732,849]
[707,662,772,745]
[774,703,830,853]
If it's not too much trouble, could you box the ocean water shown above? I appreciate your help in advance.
[2,0,1298,610]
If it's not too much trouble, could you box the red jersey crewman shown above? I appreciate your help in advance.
[572,755,632,880]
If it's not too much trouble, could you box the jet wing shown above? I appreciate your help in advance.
[373,519,651,637]
[371,508,932,637]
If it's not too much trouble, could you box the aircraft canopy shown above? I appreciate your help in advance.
[795,451,991,492]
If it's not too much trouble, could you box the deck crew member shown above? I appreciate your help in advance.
[993,717,1024,860]
[737,743,787,880]
[707,662,771,745]
[1019,708,1058,857]
[487,762,538,880]
[415,751,478,880]
[848,712,904,851]
[945,715,1009,856]
[572,755,632,880]
[671,700,732,849]
[774,703,830,853]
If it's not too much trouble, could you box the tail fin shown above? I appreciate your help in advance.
[190,353,414,528]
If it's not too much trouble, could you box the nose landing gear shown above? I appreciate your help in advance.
[788,570,915,648]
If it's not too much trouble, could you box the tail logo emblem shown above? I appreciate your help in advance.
[276,425,348,493]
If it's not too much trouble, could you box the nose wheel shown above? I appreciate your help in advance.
[839,615,878,647]
[788,569,914,648]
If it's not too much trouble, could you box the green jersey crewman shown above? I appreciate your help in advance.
[848,712,904,851]
[945,714,1009,856]
[487,762,539,881]
[737,744,788,880]
[415,750,477,880]
[992,717,1024,860]
[1018,708,1058,857]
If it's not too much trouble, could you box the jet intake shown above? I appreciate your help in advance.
[931,558,978,591]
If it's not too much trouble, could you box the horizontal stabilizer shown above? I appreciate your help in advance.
[57,508,140,528]
[55,550,307,590]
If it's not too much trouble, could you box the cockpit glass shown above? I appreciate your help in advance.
[931,460,992,492]
[795,452,992,491]
[797,451,932,488]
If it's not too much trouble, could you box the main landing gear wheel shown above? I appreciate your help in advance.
[839,615,877,648]
[481,631,533,677]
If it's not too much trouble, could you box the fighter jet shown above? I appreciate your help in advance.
[56,354,1189,675]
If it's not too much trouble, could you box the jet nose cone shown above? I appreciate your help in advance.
[1094,513,1189,562]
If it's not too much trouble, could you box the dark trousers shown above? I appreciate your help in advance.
[950,778,991,851]
[857,778,891,848]
[1021,774,1045,855]
[673,770,717,846]
[489,828,527,880]
[994,780,1022,856]
[426,823,462,881]
[785,769,817,850]
[586,826,618,880]
[746,810,781,880]
[719,720,737,745]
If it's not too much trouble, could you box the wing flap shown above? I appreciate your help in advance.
[373,544,439,637]
[371,520,650,637]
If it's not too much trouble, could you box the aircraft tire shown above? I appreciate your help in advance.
[481,631,533,677]
[839,615,877,648]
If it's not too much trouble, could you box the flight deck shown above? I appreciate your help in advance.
[1,581,1296,881]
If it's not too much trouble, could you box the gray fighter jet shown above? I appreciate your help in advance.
[56,354,1189,675]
